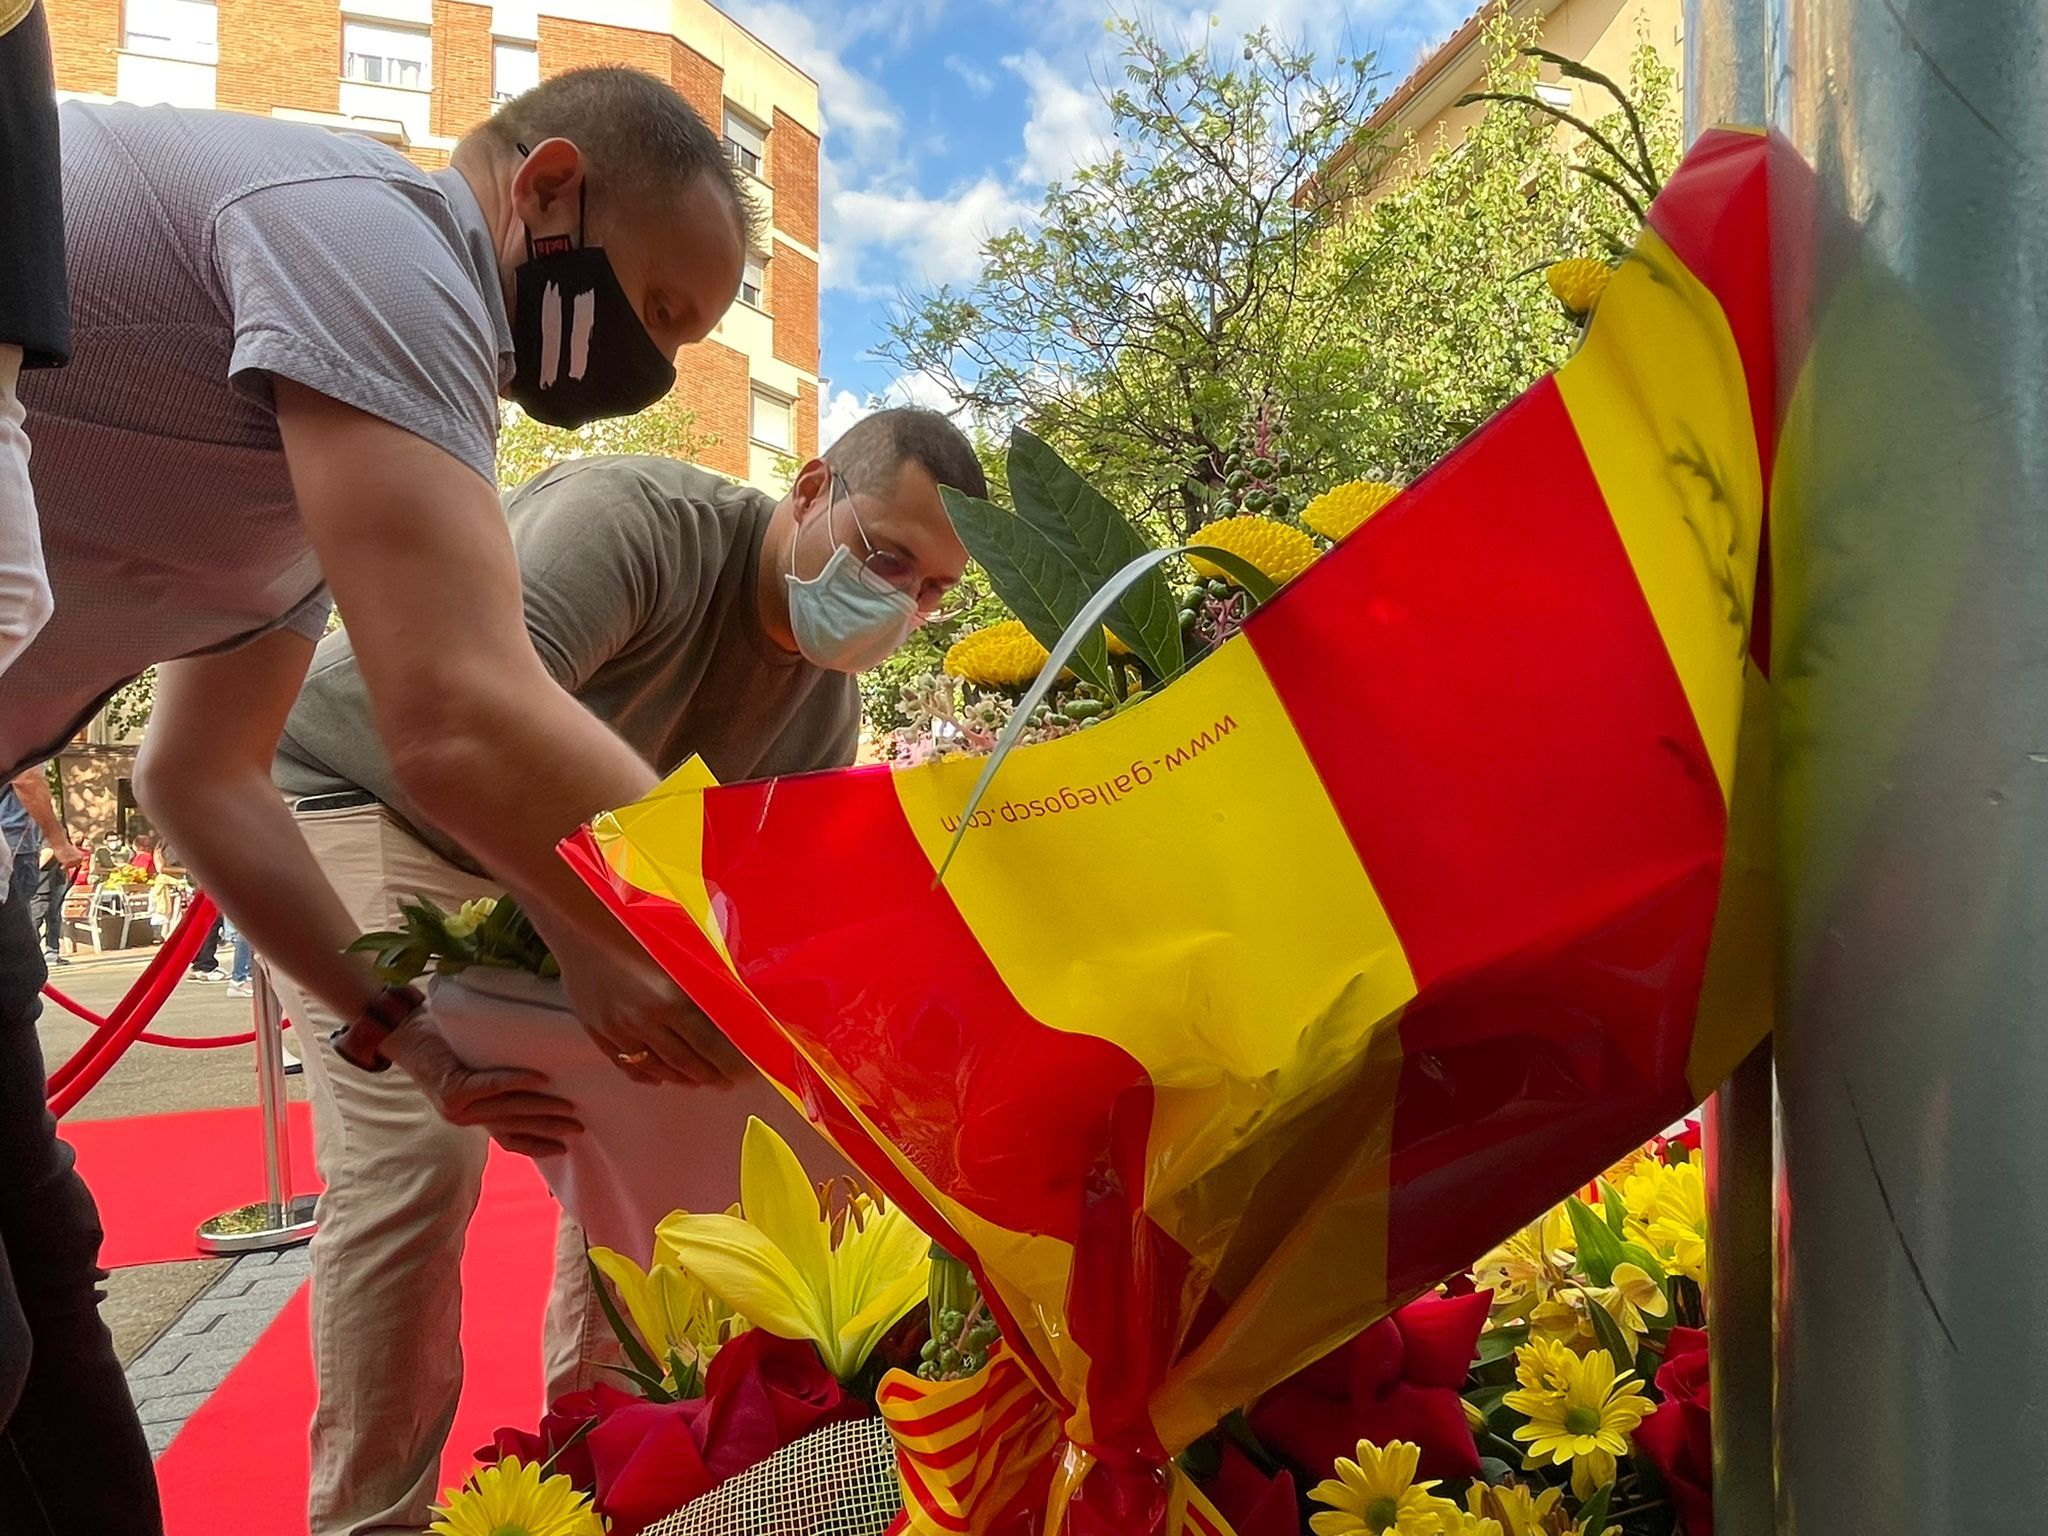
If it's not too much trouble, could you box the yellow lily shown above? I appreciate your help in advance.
[588,1233,742,1387]
[657,1117,931,1382]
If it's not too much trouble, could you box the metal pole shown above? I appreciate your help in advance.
[1766,1,2048,1530]
[198,960,316,1253]
[1683,7,1778,1531]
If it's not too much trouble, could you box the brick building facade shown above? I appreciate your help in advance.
[49,0,823,487]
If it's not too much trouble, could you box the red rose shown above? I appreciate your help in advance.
[587,1399,718,1535]
[1250,1291,1490,1482]
[479,1381,643,1491]
[1635,1326,1713,1536]
[692,1328,870,1483]
[1200,1441,1300,1536]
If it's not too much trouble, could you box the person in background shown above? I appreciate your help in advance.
[186,912,227,982]
[126,834,156,877]
[27,774,79,966]
[224,919,254,998]
[4,768,82,960]
[272,406,979,1536]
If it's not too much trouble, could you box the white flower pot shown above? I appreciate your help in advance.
[427,967,848,1264]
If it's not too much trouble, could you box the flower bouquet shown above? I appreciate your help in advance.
[436,1119,1718,1536]
[350,895,847,1264]
[553,126,1776,1536]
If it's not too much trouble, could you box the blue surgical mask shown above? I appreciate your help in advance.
[784,475,918,672]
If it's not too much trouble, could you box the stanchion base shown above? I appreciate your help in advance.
[196,1195,318,1255]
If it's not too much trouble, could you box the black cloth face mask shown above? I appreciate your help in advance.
[507,169,676,428]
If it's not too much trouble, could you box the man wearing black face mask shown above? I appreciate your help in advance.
[0,69,767,1530]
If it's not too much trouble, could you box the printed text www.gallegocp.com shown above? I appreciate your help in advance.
[940,715,1239,833]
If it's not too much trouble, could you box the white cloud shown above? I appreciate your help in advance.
[819,384,869,449]
[945,53,996,95]
[827,175,1034,293]
[724,0,903,173]
[1004,51,1111,186]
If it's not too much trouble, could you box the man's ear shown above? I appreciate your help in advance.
[790,458,833,521]
[508,137,585,242]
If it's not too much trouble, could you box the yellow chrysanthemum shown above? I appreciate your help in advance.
[943,620,1049,688]
[1441,1508,1504,1536]
[1302,480,1401,542]
[428,1458,603,1536]
[1466,1482,1562,1536]
[1622,1156,1709,1285]
[1308,1440,1455,1536]
[1188,515,1319,586]
[1505,1348,1653,1483]
[1546,257,1612,316]
[940,620,1129,688]
[1510,1335,1579,1403]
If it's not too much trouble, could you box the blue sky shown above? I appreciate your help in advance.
[720,0,1478,444]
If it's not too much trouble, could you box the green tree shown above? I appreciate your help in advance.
[495,396,713,491]
[881,20,1379,543]
[1302,21,1681,481]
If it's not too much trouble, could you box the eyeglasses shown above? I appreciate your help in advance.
[832,474,936,606]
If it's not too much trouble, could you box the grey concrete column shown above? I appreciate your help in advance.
[1764,2,2048,1532]
[1683,7,1780,1531]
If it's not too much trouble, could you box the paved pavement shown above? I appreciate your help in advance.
[38,948,315,1455]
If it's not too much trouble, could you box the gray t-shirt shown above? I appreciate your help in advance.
[0,101,513,780]
[275,456,861,872]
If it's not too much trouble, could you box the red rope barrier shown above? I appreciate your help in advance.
[45,894,218,1115]
[44,978,276,1050]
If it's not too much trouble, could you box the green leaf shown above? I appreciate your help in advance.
[1566,1195,1628,1287]
[1478,1457,1516,1486]
[1465,1383,1512,1419]
[587,1255,671,1395]
[1601,1179,1627,1236]
[1184,543,1278,605]
[1576,1480,1615,1536]
[1475,1324,1528,1365]
[942,487,1116,694]
[1006,428,1181,679]
[1587,1293,1637,1369]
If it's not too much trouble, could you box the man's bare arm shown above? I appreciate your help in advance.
[137,630,580,1155]
[9,765,78,864]
[274,381,742,1084]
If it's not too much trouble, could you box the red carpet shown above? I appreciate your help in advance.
[64,1104,322,1268]
[154,1149,557,1534]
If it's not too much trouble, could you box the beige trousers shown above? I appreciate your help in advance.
[277,801,609,1536]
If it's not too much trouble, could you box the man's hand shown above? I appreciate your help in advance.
[552,933,748,1088]
[53,834,84,870]
[383,1011,583,1159]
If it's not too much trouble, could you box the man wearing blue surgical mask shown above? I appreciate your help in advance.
[267,405,979,1535]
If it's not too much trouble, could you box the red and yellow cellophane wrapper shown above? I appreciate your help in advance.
[563,129,1783,1534]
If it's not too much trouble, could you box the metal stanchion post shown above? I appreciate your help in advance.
[198,961,317,1253]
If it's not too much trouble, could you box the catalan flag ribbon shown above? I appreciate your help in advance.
[564,129,1782,1533]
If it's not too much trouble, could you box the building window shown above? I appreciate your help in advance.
[750,387,793,452]
[741,252,767,309]
[723,108,766,179]
[492,40,538,103]
[124,0,218,63]
[343,20,432,90]
[1534,80,1573,110]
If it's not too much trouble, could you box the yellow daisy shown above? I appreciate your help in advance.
[1188,515,1319,586]
[1510,1335,1579,1404]
[1301,480,1401,542]
[1546,257,1612,316]
[1308,1439,1454,1536]
[1506,1348,1653,1483]
[428,1458,604,1536]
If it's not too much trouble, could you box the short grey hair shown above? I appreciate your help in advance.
[825,407,987,501]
